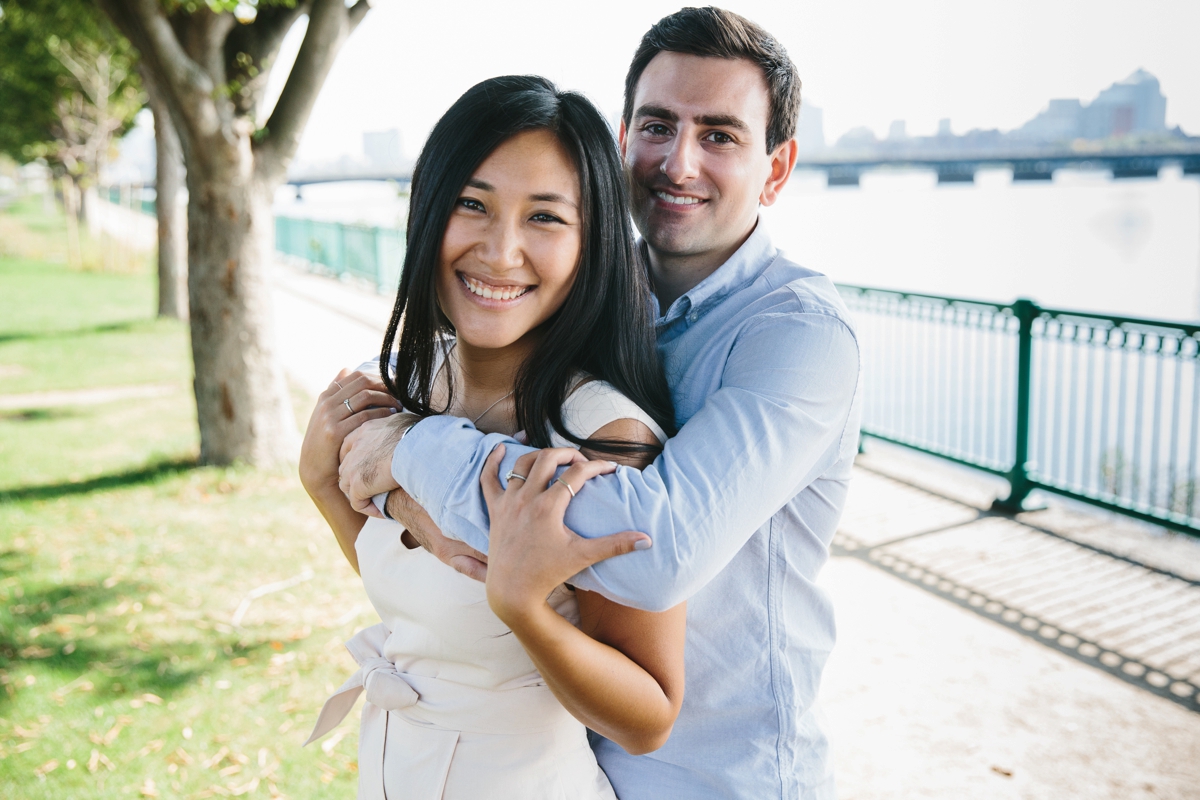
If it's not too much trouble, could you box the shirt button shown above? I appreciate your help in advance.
[688,312,698,323]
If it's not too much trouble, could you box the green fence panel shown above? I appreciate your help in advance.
[274,215,406,294]
[838,283,1200,537]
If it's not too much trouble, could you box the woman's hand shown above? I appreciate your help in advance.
[300,369,401,501]
[480,444,651,626]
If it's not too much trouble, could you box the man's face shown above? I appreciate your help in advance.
[620,52,779,266]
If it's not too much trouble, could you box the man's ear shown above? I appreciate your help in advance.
[618,117,629,160]
[759,139,798,207]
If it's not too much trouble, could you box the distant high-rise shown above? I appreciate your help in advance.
[937,118,953,137]
[796,104,825,152]
[1016,69,1167,143]
[1081,69,1167,139]
[363,129,404,167]
[887,120,908,141]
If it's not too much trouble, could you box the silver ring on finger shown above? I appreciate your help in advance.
[555,477,576,498]
[505,470,527,483]
[344,398,354,414]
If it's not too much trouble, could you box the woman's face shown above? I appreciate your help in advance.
[436,128,583,352]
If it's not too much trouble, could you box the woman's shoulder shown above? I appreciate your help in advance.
[559,375,667,445]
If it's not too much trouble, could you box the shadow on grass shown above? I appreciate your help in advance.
[0,408,81,423]
[0,320,142,344]
[0,457,200,503]
[0,558,273,707]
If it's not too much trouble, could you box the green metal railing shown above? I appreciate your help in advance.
[838,284,1200,537]
[274,216,405,294]
[105,185,156,216]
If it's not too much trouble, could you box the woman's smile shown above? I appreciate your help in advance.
[457,271,535,304]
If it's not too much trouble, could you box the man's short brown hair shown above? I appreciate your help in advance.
[622,6,802,153]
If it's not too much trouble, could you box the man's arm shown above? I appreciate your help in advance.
[389,307,860,612]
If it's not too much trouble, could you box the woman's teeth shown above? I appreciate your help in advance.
[461,274,530,301]
[655,192,701,205]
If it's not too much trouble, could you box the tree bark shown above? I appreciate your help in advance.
[186,146,296,465]
[143,68,188,320]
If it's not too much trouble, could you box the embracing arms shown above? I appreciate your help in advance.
[342,308,861,611]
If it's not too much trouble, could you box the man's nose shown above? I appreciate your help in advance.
[478,218,523,271]
[661,134,700,185]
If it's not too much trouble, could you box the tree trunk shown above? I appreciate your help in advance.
[93,0,372,467]
[146,76,188,320]
[186,147,296,466]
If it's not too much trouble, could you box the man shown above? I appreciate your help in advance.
[341,7,861,799]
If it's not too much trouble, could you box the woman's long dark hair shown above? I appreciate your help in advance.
[379,75,675,456]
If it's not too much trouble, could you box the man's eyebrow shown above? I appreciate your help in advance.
[633,105,750,134]
[465,178,494,192]
[633,104,678,122]
[696,113,750,133]
[529,192,578,209]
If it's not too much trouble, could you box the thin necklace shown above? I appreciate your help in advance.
[471,390,513,425]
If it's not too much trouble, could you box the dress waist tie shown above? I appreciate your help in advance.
[306,623,575,800]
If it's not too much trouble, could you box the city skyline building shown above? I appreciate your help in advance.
[1017,69,1169,143]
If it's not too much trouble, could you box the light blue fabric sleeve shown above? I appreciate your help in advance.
[393,309,860,612]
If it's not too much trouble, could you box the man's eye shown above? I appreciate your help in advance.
[707,131,734,144]
[644,123,671,137]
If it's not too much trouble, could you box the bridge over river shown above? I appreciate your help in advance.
[283,143,1200,190]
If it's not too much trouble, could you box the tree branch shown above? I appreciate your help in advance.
[348,0,373,28]
[96,0,220,143]
[255,0,372,184]
[224,2,312,120]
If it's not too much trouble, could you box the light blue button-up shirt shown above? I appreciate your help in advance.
[392,222,861,799]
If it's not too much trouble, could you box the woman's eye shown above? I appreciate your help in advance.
[457,197,485,212]
[531,213,563,224]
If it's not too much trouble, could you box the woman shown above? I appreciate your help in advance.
[299,75,685,800]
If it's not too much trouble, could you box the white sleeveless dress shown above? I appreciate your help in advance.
[307,373,667,800]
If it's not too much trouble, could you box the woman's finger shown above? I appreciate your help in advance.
[543,459,618,515]
[481,444,506,507]
[336,407,394,436]
[347,389,402,414]
[523,448,589,494]
[512,450,540,486]
[567,528,652,573]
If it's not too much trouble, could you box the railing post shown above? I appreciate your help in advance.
[993,298,1038,513]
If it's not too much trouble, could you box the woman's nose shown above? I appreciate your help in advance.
[478,219,524,271]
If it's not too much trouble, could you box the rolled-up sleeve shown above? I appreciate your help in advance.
[393,305,859,611]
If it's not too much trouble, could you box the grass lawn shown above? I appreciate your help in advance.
[0,198,370,798]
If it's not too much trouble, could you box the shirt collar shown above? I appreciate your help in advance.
[648,219,777,326]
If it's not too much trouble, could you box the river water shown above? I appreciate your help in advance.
[274,168,1200,323]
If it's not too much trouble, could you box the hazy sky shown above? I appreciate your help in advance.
[268,0,1200,163]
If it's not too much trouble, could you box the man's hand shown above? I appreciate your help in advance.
[339,412,419,516]
[385,487,488,582]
